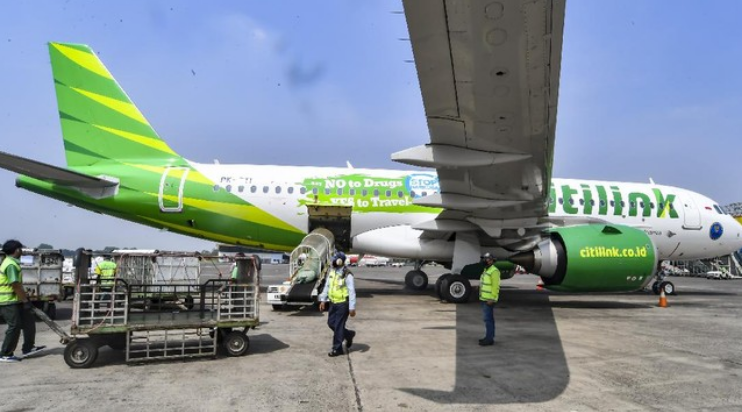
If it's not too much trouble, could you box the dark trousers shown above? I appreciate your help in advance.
[481,301,496,342]
[327,301,353,352]
[0,303,36,356]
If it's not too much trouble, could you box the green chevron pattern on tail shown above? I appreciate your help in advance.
[49,42,181,167]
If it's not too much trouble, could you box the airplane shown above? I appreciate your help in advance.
[1,0,741,304]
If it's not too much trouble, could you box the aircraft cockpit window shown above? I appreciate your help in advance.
[713,205,723,214]
[213,185,220,192]
[263,186,269,194]
[275,186,281,194]
[226,185,232,193]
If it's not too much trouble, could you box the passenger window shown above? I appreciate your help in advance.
[263,186,269,194]
[238,185,244,193]
[250,186,257,193]
[630,201,636,208]
[579,199,584,206]
[312,188,319,195]
[288,187,294,194]
[650,202,655,209]
[621,201,625,207]
[213,185,220,192]
[398,191,404,198]
[300,187,306,194]
[362,189,368,197]
[276,186,281,194]
[324,188,331,195]
[374,189,380,197]
[385,190,391,198]
[337,188,343,196]
[422,191,428,197]
[349,189,356,196]
[600,200,606,207]
[410,190,416,198]
[590,199,595,206]
[226,185,232,193]
[558,198,564,205]
[610,200,615,207]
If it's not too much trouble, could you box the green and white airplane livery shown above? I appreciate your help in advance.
[2,17,741,303]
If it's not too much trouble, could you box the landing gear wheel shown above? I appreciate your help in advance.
[184,294,195,310]
[435,274,452,300]
[224,331,250,357]
[651,281,661,295]
[660,281,675,296]
[64,339,99,369]
[441,275,472,303]
[404,270,428,290]
[42,301,57,320]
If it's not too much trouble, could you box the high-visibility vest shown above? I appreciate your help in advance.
[97,260,117,287]
[327,269,349,303]
[479,264,501,302]
[0,257,22,304]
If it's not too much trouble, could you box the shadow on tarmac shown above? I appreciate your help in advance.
[402,289,570,404]
[248,333,290,355]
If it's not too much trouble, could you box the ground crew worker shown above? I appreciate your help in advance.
[95,255,117,303]
[0,240,45,362]
[230,252,246,283]
[479,252,501,346]
[319,252,356,357]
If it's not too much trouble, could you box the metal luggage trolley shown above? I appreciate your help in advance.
[63,250,260,368]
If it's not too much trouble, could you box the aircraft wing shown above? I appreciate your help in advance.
[0,150,118,193]
[395,0,565,239]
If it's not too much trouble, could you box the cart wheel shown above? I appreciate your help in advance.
[64,339,99,369]
[209,327,232,344]
[224,331,250,357]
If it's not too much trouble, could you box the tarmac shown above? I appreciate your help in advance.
[1,265,742,411]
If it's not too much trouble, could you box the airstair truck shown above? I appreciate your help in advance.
[267,228,334,310]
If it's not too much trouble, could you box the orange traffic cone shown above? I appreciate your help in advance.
[658,290,668,308]
[536,279,544,291]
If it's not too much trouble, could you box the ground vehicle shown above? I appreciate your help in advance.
[267,229,334,310]
[706,271,728,280]
[61,250,260,368]
[0,249,66,319]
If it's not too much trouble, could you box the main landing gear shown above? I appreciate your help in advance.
[435,274,472,303]
[404,260,430,290]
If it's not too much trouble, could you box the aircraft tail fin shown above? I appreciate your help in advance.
[48,42,181,167]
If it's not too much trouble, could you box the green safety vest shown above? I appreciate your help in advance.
[0,257,22,304]
[479,264,501,302]
[327,269,349,303]
[97,260,117,287]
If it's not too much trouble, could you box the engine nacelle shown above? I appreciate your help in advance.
[511,224,657,292]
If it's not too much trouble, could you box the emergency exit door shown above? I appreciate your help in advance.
[159,167,189,213]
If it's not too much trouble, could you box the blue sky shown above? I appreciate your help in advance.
[1,1,741,251]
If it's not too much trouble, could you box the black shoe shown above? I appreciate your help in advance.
[346,331,356,349]
[478,340,494,346]
[328,350,343,357]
